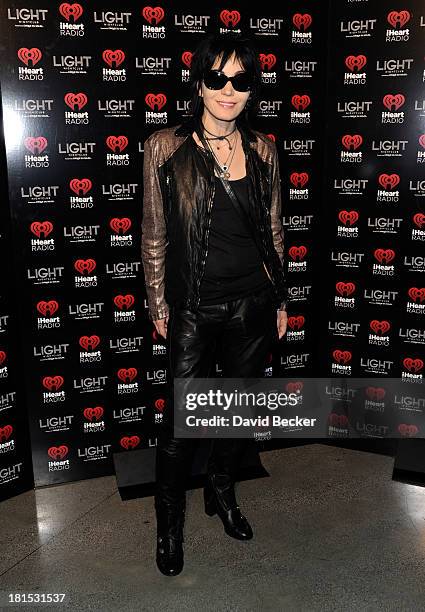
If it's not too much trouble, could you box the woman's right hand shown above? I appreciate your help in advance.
[153,316,169,340]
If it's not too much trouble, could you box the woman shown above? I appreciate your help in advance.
[141,32,288,576]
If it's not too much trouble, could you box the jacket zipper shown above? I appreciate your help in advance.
[263,261,273,283]
[194,177,216,308]
[248,154,277,290]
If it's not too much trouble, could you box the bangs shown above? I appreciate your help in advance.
[203,44,256,74]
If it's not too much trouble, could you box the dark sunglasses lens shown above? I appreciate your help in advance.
[203,70,253,92]
[232,73,253,92]
[203,70,226,89]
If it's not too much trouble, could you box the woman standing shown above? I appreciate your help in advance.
[141,32,288,576]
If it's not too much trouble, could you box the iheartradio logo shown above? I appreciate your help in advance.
[114,294,135,310]
[383,94,405,111]
[117,367,137,383]
[120,435,141,450]
[288,246,307,261]
[74,258,96,275]
[413,213,425,229]
[402,357,423,373]
[24,136,47,154]
[110,218,132,233]
[155,398,165,412]
[43,375,64,391]
[387,10,411,28]
[106,136,128,152]
[332,350,352,364]
[181,51,192,68]
[286,381,303,394]
[374,248,395,264]
[378,174,400,190]
[59,3,83,22]
[102,49,125,68]
[408,287,425,303]
[0,424,13,442]
[79,335,100,351]
[345,55,367,72]
[336,282,356,297]
[145,93,166,110]
[290,172,309,188]
[291,95,310,111]
[266,134,276,142]
[287,315,305,330]
[83,406,104,421]
[370,320,391,335]
[48,445,69,460]
[142,6,165,25]
[31,221,53,238]
[338,210,359,226]
[328,414,349,428]
[418,134,425,149]
[365,387,386,401]
[293,13,312,31]
[342,135,362,151]
[398,424,418,437]
[259,53,276,71]
[0,351,7,366]
[64,92,87,110]
[37,300,59,316]
[219,9,241,28]
[70,178,92,195]
[18,47,42,66]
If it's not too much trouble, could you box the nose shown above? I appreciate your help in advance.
[222,80,234,95]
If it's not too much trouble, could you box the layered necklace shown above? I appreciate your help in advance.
[200,122,239,179]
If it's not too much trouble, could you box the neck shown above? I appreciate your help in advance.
[201,108,236,136]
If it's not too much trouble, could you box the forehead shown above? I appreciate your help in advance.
[212,52,245,72]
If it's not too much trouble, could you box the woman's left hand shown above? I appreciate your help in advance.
[277,310,288,340]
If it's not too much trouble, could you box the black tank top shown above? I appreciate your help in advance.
[198,175,271,305]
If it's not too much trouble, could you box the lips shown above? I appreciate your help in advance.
[217,101,236,108]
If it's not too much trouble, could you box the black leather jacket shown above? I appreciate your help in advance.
[141,117,289,321]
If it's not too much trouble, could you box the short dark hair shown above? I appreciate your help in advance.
[188,32,262,128]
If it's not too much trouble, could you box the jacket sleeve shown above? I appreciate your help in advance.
[270,141,288,311]
[141,133,170,321]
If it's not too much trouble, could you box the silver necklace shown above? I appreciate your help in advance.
[205,131,238,179]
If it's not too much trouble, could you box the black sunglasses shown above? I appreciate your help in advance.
[202,69,253,92]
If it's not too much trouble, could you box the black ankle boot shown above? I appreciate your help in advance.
[204,473,253,540]
[155,500,185,576]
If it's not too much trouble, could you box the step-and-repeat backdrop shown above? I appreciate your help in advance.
[317,1,424,440]
[0,1,423,500]
[0,100,34,502]
[0,1,326,493]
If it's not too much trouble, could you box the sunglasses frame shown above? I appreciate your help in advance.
[202,69,253,93]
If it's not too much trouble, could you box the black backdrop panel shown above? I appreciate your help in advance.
[0,1,423,496]
[0,1,326,488]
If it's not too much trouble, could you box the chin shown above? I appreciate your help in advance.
[218,113,237,121]
[209,108,240,122]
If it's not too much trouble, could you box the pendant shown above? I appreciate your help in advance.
[222,165,228,171]
[223,171,231,179]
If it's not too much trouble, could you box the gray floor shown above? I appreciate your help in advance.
[1,444,425,611]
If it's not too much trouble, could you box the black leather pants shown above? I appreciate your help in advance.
[155,284,278,509]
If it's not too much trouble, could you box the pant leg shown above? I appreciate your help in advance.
[156,304,224,507]
[208,286,278,479]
